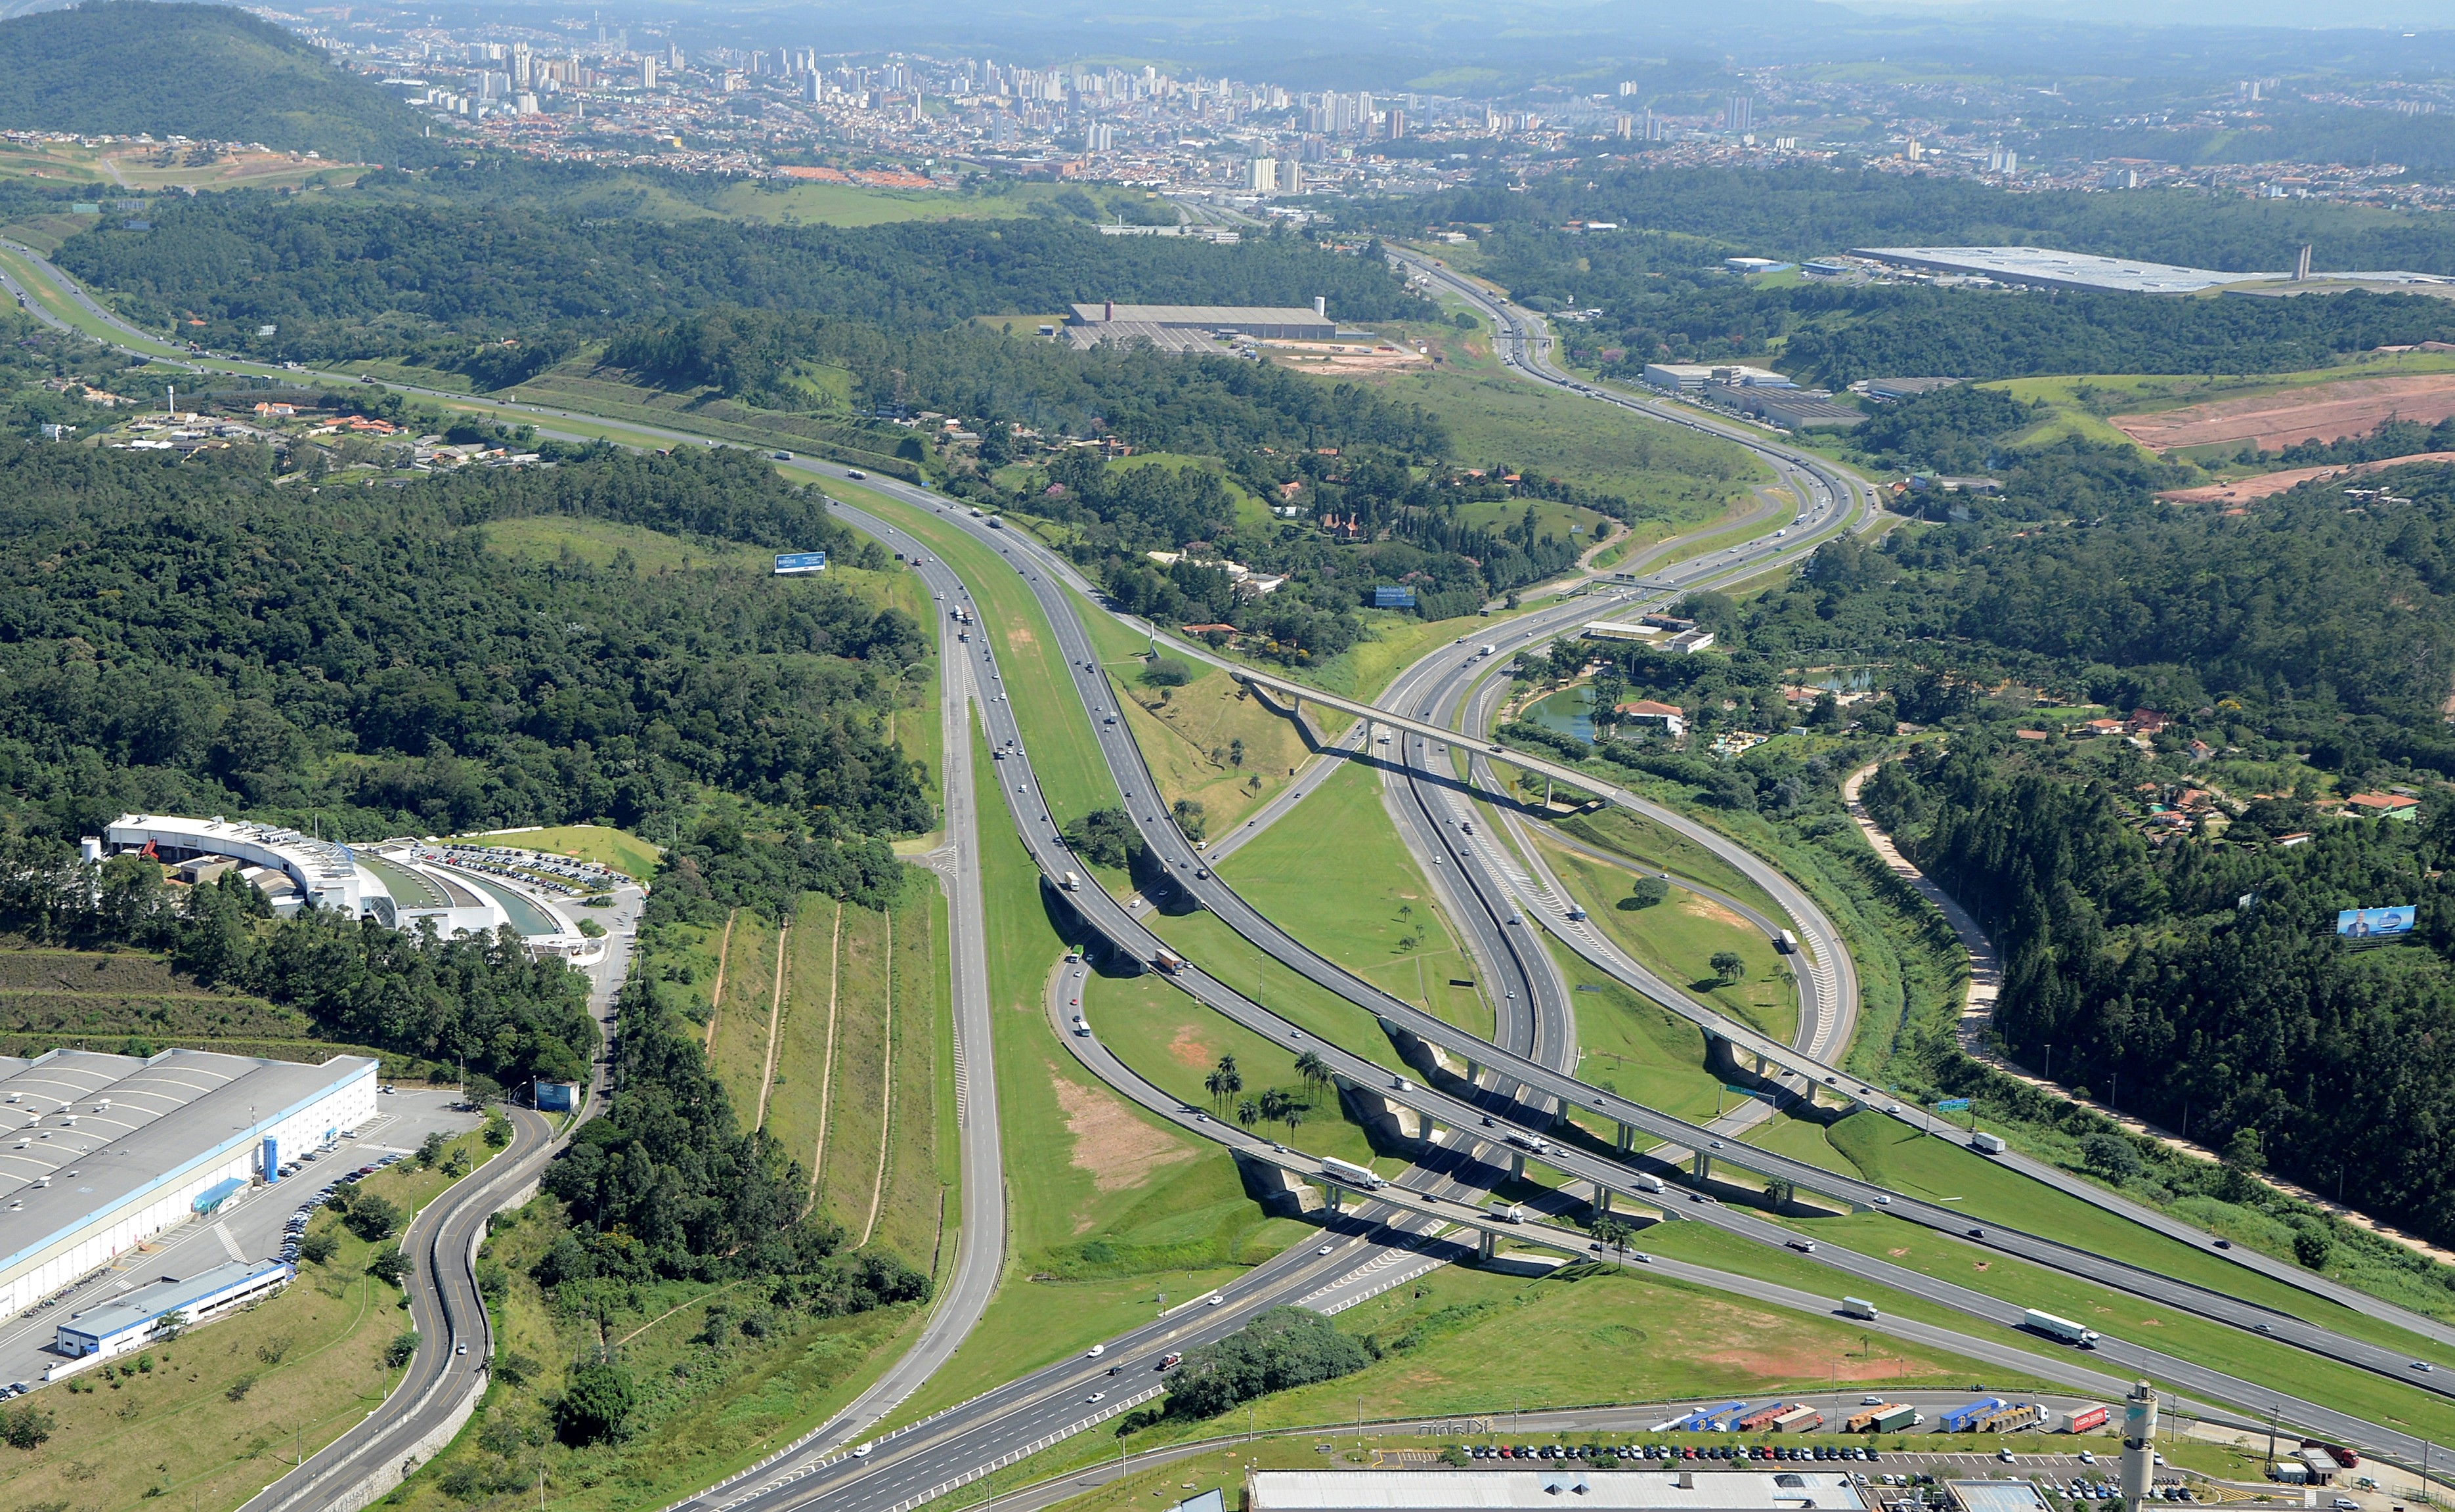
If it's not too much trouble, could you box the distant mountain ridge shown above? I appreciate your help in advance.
[0,1,445,165]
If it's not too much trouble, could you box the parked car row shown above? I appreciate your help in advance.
[276,1154,404,1263]
[1462,1444,1886,1465]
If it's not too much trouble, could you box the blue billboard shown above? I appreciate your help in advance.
[2336,905,2416,940]
[773,551,829,575]
[1372,585,1416,608]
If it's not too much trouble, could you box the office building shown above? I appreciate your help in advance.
[54,1259,293,1361]
[1724,96,1753,131]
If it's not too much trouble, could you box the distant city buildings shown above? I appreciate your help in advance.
[244,14,2455,213]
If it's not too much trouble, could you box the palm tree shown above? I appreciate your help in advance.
[1204,1068,1227,1109]
[1236,1097,1261,1131]
[1259,1087,1290,1125]
[1208,1055,1242,1113]
[1294,1050,1331,1098]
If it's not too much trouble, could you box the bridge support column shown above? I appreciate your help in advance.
[1615,1123,1634,1156]
[1693,1151,1713,1182]
[1594,1183,1613,1216]
[1324,1182,1344,1213]
[1478,1229,1497,1262]
[1510,1152,1525,1182]
[1464,1058,1481,1089]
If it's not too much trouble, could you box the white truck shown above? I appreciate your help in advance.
[1972,1131,2007,1155]
[1490,1202,1525,1224]
[2023,1308,2101,1346]
[1321,1156,1387,1190]
[1062,871,1081,892]
[1631,1172,1664,1194]
[1840,1296,1879,1320]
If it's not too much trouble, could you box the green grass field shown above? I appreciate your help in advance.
[1211,759,1494,1038]
[703,907,785,1124]
[1550,939,1725,1128]
[1540,837,1796,1045]
[1085,966,1383,1171]
[1143,908,1414,1079]
[1825,1114,2455,1370]
[1553,808,1785,920]
[1079,603,1319,836]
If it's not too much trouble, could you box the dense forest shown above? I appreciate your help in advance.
[603,305,1452,457]
[1865,738,2455,1247]
[54,190,1422,382]
[0,2,446,165]
[0,440,930,842]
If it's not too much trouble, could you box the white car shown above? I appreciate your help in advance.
[1087,1391,1106,1403]
[1317,1244,1334,1255]
[1085,1344,1104,1358]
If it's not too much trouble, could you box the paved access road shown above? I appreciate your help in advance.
[238,1105,554,1512]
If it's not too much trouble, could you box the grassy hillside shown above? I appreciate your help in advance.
[0,2,443,165]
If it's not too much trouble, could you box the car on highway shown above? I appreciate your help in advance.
[1317,1243,1335,1255]
[1087,1391,1106,1402]
[1085,1344,1104,1358]
[1207,1293,1225,1306]
[455,1342,467,1355]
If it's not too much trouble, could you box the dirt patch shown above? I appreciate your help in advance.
[1053,1070,1194,1200]
[2156,452,2455,504]
[1003,624,1038,649]
[1678,894,1749,931]
[1696,1346,1924,1381]
[1887,1247,1911,1257]
[2114,374,2455,453]
[1166,1024,1213,1068]
[1972,1260,1990,1271]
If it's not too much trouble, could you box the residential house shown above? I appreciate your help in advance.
[1613,699,1687,738]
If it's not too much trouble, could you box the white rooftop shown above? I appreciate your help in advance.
[1854,246,2455,295]
[1249,1471,1867,1512]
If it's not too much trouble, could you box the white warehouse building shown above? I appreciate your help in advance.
[0,1047,377,1320]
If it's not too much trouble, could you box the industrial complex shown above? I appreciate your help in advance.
[1064,299,1339,352]
[0,1046,376,1322]
[1850,245,2455,295]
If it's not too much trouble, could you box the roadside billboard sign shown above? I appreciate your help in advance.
[2336,905,2414,940]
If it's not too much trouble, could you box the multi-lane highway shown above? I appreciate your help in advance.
[14,234,2455,1506]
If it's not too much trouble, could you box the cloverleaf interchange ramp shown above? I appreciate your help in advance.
[11,238,2455,1509]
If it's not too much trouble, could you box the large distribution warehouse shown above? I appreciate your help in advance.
[0,1047,378,1320]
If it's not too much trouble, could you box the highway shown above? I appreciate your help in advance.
[11,235,2454,1500]
[809,478,2452,1474]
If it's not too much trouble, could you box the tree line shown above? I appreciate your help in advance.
[54,191,1424,382]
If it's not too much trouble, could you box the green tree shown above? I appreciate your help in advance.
[297,1230,339,1265]
[2293,1229,2334,1270]
[384,1331,422,1369]
[343,1194,405,1243]
[417,1131,447,1168]
[557,1362,636,1445]
[366,1245,412,1287]
[1708,950,1745,983]
[1623,875,1669,909]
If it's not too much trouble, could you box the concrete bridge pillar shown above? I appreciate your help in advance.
[1509,1152,1526,1181]
[1478,1228,1498,1262]
[1615,1123,1634,1155]
[1595,1183,1613,1216]
[1692,1150,1713,1182]
[1324,1182,1345,1213]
